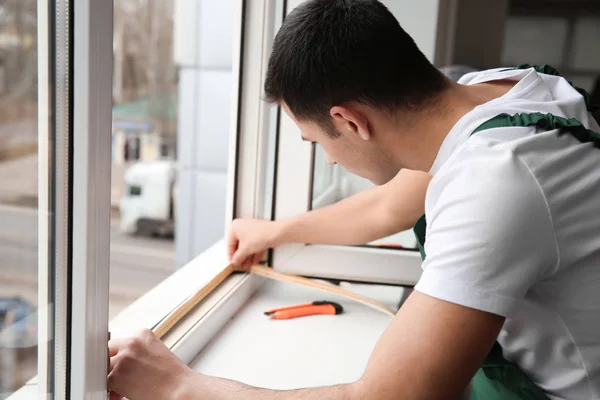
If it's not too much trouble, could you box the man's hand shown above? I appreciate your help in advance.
[106,328,358,400]
[226,219,282,269]
[108,328,199,400]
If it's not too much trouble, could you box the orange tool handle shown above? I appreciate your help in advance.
[269,304,339,320]
[264,302,315,315]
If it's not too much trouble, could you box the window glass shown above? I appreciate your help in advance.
[109,0,240,317]
[311,144,337,206]
[0,0,49,396]
[259,103,280,221]
[310,153,418,249]
[257,0,285,222]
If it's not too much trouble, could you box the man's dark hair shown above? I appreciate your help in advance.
[264,0,449,136]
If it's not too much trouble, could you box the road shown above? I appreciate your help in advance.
[0,205,175,319]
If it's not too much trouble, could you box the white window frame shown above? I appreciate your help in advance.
[36,0,54,396]
[68,0,114,397]
[110,0,284,366]
[7,1,282,399]
[108,0,284,363]
[10,2,417,397]
[109,0,285,366]
[271,0,422,286]
[227,0,283,222]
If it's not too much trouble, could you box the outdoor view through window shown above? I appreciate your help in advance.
[108,0,238,319]
[109,0,178,319]
[0,0,40,397]
[0,0,238,397]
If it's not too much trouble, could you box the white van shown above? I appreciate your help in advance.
[119,161,177,237]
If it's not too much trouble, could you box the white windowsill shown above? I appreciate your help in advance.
[191,278,403,389]
[109,239,231,339]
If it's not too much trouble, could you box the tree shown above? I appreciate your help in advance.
[0,0,37,121]
[113,0,177,135]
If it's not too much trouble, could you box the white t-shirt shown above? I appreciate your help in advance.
[414,67,600,400]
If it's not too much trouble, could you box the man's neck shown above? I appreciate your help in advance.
[386,80,517,173]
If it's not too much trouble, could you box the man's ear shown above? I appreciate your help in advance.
[330,105,370,141]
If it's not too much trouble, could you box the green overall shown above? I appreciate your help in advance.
[412,64,600,400]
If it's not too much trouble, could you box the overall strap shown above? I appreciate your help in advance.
[411,110,600,258]
[472,112,600,148]
[413,214,427,260]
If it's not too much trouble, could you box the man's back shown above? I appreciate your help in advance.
[416,67,600,399]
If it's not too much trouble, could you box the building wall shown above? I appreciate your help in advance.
[381,0,440,61]
[174,0,236,267]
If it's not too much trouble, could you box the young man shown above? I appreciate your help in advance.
[107,0,600,399]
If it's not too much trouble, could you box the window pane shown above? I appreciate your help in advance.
[311,145,337,206]
[258,0,285,222]
[110,0,240,317]
[0,0,44,397]
[259,103,280,221]
[310,156,418,250]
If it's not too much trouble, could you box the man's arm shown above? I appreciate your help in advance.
[279,168,430,245]
[108,291,504,400]
[178,376,357,400]
[228,169,430,268]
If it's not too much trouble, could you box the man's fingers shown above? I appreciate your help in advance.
[242,256,253,271]
[109,391,123,400]
[107,355,122,398]
[252,252,262,266]
[108,338,128,357]
[231,249,246,267]
[227,236,239,261]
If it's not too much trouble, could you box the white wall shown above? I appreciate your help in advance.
[174,0,236,267]
[503,17,569,67]
[381,0,440,61]
[571,18,600,72]
[502,16,600,92]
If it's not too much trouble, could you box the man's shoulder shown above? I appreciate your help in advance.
[432,136,534,183]
[419,134,559,318]
[426,141,546,217]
